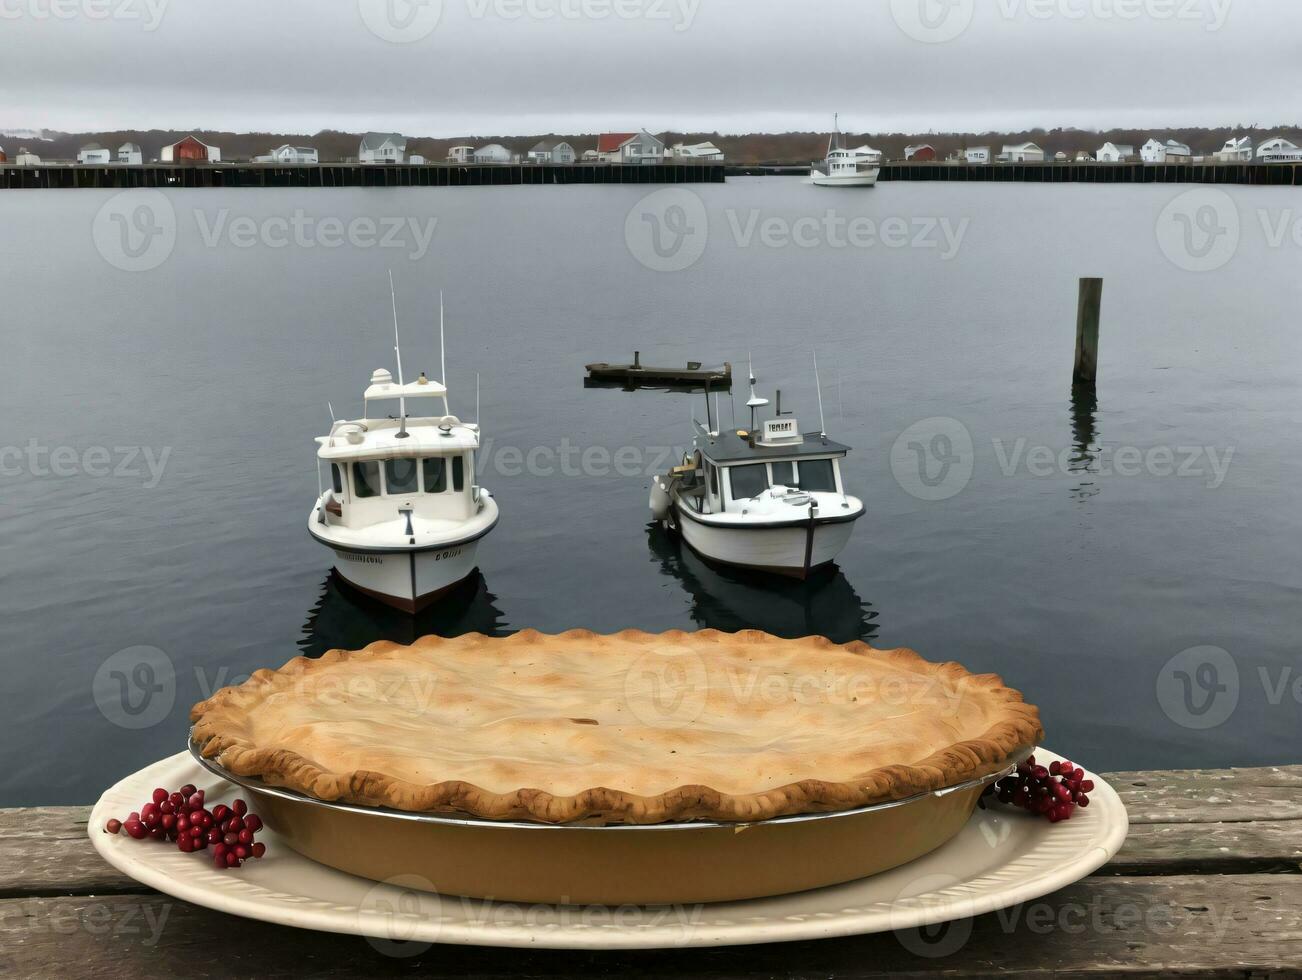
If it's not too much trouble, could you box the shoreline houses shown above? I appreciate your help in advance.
[1097,142,1135,163]
[254,144,318,165]
[1216,136,1254,162]
[1258,137,1302,163]
[117,142,142,165]
[1141,139,1191,163]
[597,131,666,164]
[904,143,936,161]
[77,143,112,164]
[359,132,405,165]
[670,141,724,161]
[998,142,1045,163]
[161,135,222,163]
[527,140,577,164]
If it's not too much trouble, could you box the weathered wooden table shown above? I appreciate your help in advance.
[3,765,1300,978]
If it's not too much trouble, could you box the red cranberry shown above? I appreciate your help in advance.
[237,829,254,845]
[105,819,123,835]
[244,815,263,833]
[223,832,238,847]
[251,842,266,859]
[232,799,248,817]
[226,852,241,868]
[187,792,205,810]
[160,801,174,816]
[160,813,176,831]
[179,784,197,799]
[207,829,222,845]
[212,804,230,823]
[124,819,148,840]
[152,788,168,805]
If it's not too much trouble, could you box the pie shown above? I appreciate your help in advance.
[190,630,1043,825]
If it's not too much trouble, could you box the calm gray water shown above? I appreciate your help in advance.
[2,178,1300,806]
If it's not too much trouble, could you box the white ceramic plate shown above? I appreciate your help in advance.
[89,748,1127,950]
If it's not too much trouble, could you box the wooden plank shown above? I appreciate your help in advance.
[2,875,1301,978]
[4,767,1302,899]
[0,807,139,898]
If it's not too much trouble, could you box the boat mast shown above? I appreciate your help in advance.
[389,270,410,440]
[439,290,450,416]
[746,351,769,430]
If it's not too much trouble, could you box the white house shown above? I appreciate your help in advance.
[528,141,577,164]
[965,146,991,165]
[998,142,1045,163]
[671,141,725,161]
[473,143,512,164]
[1141,139,1192,163]
[116,142,143,165]
[1216,137,1254,162]
[1097,142,1135,163]
[1075,150,1094,162]
[14,147,41,166]
[77,143,112,165]
[1257,137,1302,163]
[447,145,474,164]
[408,154,427,165]
[254,144,319,165]
[597,131,665,164]
[359,133,406,164]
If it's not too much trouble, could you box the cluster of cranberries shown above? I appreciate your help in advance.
[984,756,1095,823]
[104,784,266,869]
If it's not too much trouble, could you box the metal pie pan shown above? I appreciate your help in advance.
[190,738,1024,906]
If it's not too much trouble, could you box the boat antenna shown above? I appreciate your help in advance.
[812,348,827,438]
[713,392,721,438]
[389,270,410,440]
[327,401,336,423]
[475,372,480,427]
[745,350,769,431]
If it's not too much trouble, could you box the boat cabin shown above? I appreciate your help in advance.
[680,419,850,516]
[315,370,481,531]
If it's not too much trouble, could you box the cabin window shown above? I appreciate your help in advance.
[385,458,419,495]
[330,464,343,495]
[771,461,796,487]
[352,461,381,499]
[423,458,447,494]
[729,463,768,501]
[452,456,465,492]
[707,463,719,497]
[798,459,837,493]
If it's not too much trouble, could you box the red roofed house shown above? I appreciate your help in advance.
[596,130,665,165]
[0,146,7,164]
[161,135,222,163]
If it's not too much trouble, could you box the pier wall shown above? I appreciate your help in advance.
[0,162,726,190]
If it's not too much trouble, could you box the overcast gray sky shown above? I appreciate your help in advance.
[1,0,1297,136]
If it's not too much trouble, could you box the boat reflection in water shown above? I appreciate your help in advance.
[646,524,878,643]
[298,570,509,658]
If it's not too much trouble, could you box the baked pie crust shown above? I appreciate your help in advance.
[190,630,1043,825]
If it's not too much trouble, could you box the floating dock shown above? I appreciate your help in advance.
[0,161,725,190]
[585,354,732,390]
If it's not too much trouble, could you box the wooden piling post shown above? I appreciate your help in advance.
[1074,277,1103,386]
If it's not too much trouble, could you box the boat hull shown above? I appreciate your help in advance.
[673,504,859,580]
[329,542,484,614]
[810,169,880,187]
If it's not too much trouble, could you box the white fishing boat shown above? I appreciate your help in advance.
[650,357,864,579]
[308,280,498,613]
[811,114,881,187]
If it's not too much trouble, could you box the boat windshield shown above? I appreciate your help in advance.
[798,458,837,493]
[729,463,768,500]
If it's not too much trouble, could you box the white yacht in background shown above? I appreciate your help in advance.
[811,115,881,187]
[650,357,864,579]
[308,284,498,612]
